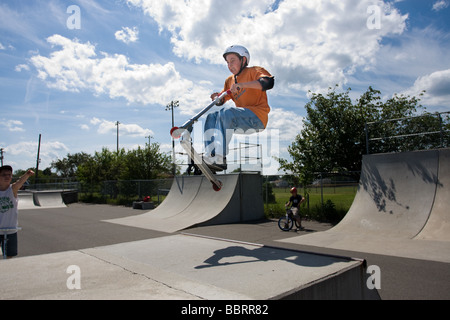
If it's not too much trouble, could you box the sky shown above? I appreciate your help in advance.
[1,0,449,175]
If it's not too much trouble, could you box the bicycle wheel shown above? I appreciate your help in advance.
[278,216,293,231]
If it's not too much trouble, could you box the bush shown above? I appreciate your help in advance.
[264,203,285,218]
[262,182,276,203]
[308,199,347,223]
[322,199,337,221]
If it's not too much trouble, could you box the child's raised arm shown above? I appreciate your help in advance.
[12,170,35,197]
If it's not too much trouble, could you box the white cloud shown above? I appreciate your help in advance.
[5,140,69,169]
[29,0,411,121]
[2,120,25,132]
[30,35,211,114]
[90,117,102,125]
[267,108,304,142]
[121,123,154,137]
[89,118,154,137]
[403,69,450,110]
[366,25,450,102]
[127,0,408,92]
[432,0,449,11]
[115,26,139,44]
[15,64,30,72]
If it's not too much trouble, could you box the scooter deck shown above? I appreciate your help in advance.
[180,139,223,191]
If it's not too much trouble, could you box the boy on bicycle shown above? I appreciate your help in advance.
[285,187,305,231]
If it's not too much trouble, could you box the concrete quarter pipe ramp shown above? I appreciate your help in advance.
[279,149,450,263]
[415,148,450,241]
[18,191,67,209]
[33,191,67,208]
[17,191,37,210]
[106,172,264,233]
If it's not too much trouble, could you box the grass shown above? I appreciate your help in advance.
[265,186,358,223]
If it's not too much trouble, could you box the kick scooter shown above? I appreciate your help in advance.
[170,90,231,191]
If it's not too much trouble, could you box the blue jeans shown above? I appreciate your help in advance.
[204,107,265,158]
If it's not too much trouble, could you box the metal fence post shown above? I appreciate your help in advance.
[365,122,370,155]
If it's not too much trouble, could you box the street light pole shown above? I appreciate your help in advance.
[166,101,179,175]
[35,134,42,185]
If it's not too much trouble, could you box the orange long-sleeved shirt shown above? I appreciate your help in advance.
[221,66,273,128]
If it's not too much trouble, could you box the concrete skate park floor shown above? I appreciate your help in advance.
[2,203,449,300]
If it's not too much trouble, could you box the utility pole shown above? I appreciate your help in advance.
[166,101,179,175]
[115,121,120,153]
[0,148,4,166]
[145,135,153,148]
[35,134,42,184]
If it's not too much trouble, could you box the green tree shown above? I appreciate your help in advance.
[74,143,173,184]
[278,85,428,185]
[122,143,172,180]
[76,148,126,185]
[14,167,57,185]
[51,152,90,177]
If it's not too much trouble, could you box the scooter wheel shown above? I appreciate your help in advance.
[170,127,182,139]
[212,180,223,192]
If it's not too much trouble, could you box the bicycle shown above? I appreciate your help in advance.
[278,208,302,232]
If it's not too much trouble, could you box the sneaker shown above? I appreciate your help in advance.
[207,162,227,172]
[203,155,227,172]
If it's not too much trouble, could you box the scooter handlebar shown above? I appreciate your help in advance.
[215,90,232,104]
[170,90,232,139]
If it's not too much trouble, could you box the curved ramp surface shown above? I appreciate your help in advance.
[34,191,67,208]
[416,148,450,241]
[148,175,203,220]
[332,149,439,238]
[279,149,450,263]
[17,192,38,210]
[106,173,264,233]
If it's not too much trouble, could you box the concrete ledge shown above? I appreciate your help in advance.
[0,234,379,300]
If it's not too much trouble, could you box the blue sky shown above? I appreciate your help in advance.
[1,0,449,175]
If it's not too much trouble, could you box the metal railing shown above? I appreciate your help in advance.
[365,112,450,154]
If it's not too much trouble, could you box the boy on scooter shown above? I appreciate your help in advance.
[206,45,274,172]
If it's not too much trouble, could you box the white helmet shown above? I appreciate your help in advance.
[223,45,250,65]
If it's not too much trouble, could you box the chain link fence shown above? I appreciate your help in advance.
[21,173,359,222]
[78,179,173,205]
